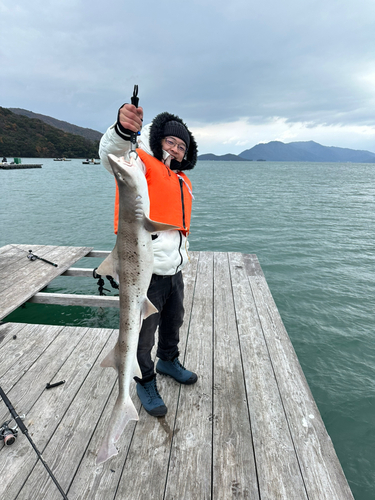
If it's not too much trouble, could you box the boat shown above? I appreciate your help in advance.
[82,159,101,165]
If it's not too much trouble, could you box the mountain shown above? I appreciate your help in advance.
[239,140,375,163]
[198,153,247,161]
[0,107,100,158]
[8,108,103,142]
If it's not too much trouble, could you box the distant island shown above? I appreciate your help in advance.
[198,153,247,161]
[199,140,375,163]
[0,107,102,158]
[2,106,375,163]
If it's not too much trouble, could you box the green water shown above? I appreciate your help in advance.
[1,159,375,499]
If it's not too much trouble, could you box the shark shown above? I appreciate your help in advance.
[96,153,178,465]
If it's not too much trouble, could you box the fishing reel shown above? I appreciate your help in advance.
[27,250,37,261]
[0,418,22,446]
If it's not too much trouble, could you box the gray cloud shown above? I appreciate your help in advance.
[1,0,374,151]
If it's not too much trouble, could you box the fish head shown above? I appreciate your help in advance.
[108,154,145,194]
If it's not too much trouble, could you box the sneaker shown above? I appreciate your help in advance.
[136,375,167,417]
[156,357,198,385]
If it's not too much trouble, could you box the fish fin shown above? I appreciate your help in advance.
[96,395,139,465]
[96,440,118,465]
[100,345,118,371]
[143,216,180,233]
[96,244,119,281]
[142,297,158,320]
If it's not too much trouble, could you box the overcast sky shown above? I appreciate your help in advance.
[1,0,375,155]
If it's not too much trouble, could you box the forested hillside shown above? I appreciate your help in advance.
[0,107,100,158]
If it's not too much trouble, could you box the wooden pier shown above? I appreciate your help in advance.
[0,244,354,499]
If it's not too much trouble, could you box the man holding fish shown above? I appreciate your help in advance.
[99,101,198,419]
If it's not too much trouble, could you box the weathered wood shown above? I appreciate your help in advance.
[0,249,354,500]
[29,292,119,308]
[0,321,29,348]
[213,252,259,499]
[0,324,88,462]
[0,323,63,391]
[0,245,93,320]
[113,252,200,500]
[86,250,111,258]
[15,329,119,500]
[0,244,46,276]
[66,252,200,500]
[0,325,116,499]
[61,267,95,277]
[246,264,354,500]
[229,252,309,499]
[165,252,214,500]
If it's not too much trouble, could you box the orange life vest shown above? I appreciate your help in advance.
[113,149,193,235]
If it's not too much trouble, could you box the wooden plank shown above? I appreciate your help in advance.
[113,252,200,500]
[61,267,95,277]
[0,323,63,390]
[0,324,87,459]
[247,264,354,500]
[243,253,265,277]
[164,251,214,500]
[212,252,259,499]
[67,251,200,500]
[0,325,115,500]
[0,245,92,320]
[14,328,119,500]
[0,244,68,283]
[86,250,111,258]
[29,292,119,308]
[229,253,308,499]
[0,244,46,276]
[39,331,137,500]
[66,380,140,500]
[0,251,354,500]
[0,321,29,348]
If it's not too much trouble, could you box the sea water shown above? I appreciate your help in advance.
[1,158,375,499]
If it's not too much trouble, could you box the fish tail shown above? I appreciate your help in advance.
[96,439,118,465]
[96,395,139,465]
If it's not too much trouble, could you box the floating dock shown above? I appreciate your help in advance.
[0,244,354,499]
[0,164,42,169]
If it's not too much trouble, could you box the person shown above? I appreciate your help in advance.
[99,103,198,417]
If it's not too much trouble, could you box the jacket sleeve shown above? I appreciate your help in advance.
[99,123,132,175]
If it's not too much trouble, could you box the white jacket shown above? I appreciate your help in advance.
[99,123,190,276]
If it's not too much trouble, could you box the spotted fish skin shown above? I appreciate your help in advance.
[96,154,178,465]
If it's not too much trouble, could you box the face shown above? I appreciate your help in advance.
[162,136,187,162]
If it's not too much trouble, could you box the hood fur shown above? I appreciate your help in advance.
[149,112,198,170]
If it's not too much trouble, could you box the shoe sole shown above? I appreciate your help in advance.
[156,368,198,385]
[145,405,168,417]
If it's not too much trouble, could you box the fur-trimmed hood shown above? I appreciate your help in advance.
[149,112,198,171]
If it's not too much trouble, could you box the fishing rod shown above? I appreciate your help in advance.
[27,250,58,267]
[0,385,69,499]
[129,84,140,159]
[10,245,58,267]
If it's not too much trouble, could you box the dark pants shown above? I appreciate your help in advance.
[137,271,185,379]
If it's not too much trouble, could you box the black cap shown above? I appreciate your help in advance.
[163,120,190,149]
